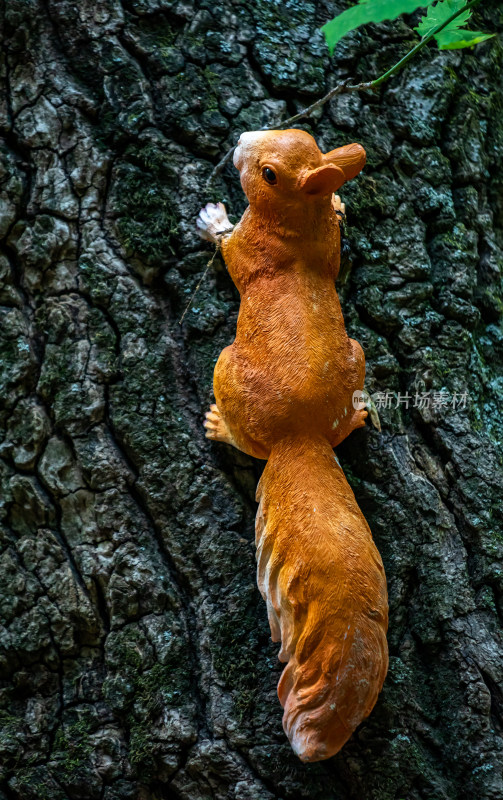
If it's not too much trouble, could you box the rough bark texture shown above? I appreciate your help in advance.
[1,1,502,798]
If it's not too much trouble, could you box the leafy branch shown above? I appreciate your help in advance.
[207,0,493,185]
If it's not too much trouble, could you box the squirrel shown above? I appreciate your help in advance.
[197,129,388,763]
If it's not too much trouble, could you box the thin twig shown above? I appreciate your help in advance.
[372,0,483,86]
[178,241,222,325]
[206,0,483,186]
[269,79,373,127]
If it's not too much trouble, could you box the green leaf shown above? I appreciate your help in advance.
[415,0,469,37]
[437,29,495,48]
[415,0,495,50]
[322,0,437,54]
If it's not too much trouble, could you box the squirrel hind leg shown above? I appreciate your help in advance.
[351,406,368,431]
[196,202,233,244]
[204,403,239,448]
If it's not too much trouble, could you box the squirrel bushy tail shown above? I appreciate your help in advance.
[255,436,388,762]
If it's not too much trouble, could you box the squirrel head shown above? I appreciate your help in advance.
[233,129,366,212]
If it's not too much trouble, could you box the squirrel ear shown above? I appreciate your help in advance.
[300,164,346,196]
[324,143,366,182]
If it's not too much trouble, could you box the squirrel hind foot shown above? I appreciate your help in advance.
[196,202,233,244]
[204,403,237,447]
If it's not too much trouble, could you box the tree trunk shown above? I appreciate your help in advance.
[1,1,502,798]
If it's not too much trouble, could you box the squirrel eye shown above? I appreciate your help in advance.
[263,167,277,185]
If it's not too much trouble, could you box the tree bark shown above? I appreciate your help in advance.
[1,1,502,798]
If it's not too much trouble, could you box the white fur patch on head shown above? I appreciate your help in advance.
[233,130,265,168]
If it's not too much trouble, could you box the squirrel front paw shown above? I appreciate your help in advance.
[196,202,233,244]
[332,194,346,220]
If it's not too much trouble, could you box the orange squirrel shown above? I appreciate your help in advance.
[198,129,388,762]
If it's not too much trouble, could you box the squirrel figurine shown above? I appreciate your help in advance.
[197,129,388,763]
